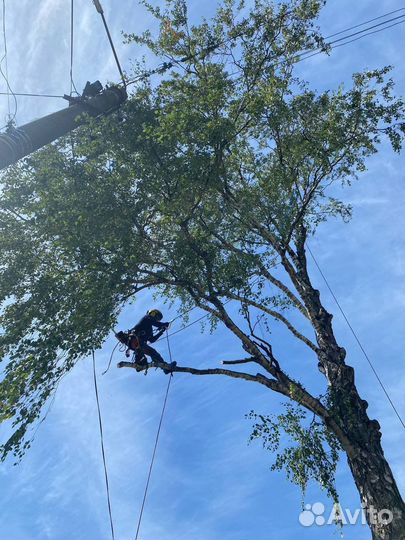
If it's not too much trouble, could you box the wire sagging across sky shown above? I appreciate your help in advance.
[297,10,405,62]
[0,0,17,129]
[0,6,403,110]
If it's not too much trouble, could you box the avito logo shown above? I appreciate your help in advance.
[298,502,393,527]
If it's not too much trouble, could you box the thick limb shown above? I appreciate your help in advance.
[117,358,356,458]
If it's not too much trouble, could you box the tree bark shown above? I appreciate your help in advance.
[292,233,405,540]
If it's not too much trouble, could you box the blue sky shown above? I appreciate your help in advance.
[0,1,404,539]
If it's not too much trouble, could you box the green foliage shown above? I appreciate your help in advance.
[0,0,404,461]
[247,402,341,502]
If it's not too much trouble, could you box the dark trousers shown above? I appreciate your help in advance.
[136,343,164,363]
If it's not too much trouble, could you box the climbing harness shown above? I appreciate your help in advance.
[115,331,153,373]
[114,323,170,372]
[115,330,142,357]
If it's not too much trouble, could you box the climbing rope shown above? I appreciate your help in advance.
[92,350,116,539]
[134,330,174,540]
[102,341,120,375]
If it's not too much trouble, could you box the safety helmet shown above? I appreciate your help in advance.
[147,309,163,321]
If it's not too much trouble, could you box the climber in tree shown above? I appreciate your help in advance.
[131,309,169,366]
[116,309,173,372]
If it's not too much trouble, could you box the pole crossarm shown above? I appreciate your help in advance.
[0,84,127,170]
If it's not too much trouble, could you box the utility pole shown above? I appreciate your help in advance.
[0,82,127,170]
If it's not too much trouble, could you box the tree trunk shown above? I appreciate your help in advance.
[291,238,405,540]
[318,318,405,540]
[347,435,405,540]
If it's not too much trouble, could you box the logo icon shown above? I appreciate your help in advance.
[299,502,325,526]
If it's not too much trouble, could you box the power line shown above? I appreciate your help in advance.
[69,0,79,95]
[92,351,116,540]
[299,7,405,55]
[326,19,405,53]
[0,0,17,128]
[0,8,401,113]
[297,14,405,62]
[1,0,9,117]
[0,0,11,118]
[306,245,405,431]
[92,0,126,86]
[0,91,64,98]
[123,9,286,87]
[325,6,404,39]
[125,8,405,88]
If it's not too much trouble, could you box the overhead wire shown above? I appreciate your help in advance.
[75,8,405,534]
[92,350,116,540]
[124,8,405,89]
[0,5,401,536]
[1,0,402,431]
[108,4,405,392]
[123,7,303,87]
[324,19,405,53]
[149,242,405,432]
[306,245,405,431]
[0,91,65,98]
[0,8,402,117]
[92,0,126,86]
[297,7,405,56]
[324,6,404,39]
[297,13,405,62]
[0,0,17,128]
[69,0,79,95]
[0,0,9,116]
[3,0,399,415]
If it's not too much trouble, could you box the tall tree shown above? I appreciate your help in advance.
[0,1,404,538]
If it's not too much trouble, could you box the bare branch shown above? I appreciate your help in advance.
[227,292,318,352]
[206,294,279,377]
[221,357,257,365]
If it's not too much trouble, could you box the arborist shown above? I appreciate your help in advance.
[116,309,175,373]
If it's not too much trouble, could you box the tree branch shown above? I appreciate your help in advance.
[221,357,257,365]
[117,359,280,389]
[204,224,309,319]
[226,292,318,352]
[257,262,309,319]
[117,359,357,458]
